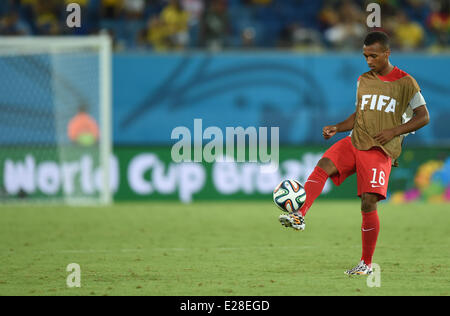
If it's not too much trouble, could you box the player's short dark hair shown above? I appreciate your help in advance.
[364,31,390,50]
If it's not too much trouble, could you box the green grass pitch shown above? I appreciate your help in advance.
[0,201,449,296]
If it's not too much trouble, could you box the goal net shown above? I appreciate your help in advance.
[0,36,112,205]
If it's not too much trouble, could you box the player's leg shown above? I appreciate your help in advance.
[280,137,356,230]
[346,148,391,275]
[297,158,336,217]
[279,158,337,230]
[345,193,380,275]
[361,193,380,268]
[300,136,357,217]
[317,157,339,175]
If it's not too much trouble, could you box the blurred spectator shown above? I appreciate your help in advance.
[278,22,323,50]
[139,0,190,51]
[160,0,190,49]
[241,26,256,49]
[324,1,366,50]
[392,11,425,51]
[34,1,61,35]
[200,0,229,51]
[376,0,400,17]
[101,0,123,19]
[140,15,171,51]
[123,0,145,20]
[0,11,31,35]
[182,0,204,23]
[427,0,450,50]
[318,3,340,32]
[404,0,432,25]
[181,0,204,47]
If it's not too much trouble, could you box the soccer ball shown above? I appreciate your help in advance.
[273,179,306,213]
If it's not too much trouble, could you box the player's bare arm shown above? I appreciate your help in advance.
[374,105,430,145]
[323,112,356,140]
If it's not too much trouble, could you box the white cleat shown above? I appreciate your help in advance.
[279,212,305,231]
[344,260,373,276]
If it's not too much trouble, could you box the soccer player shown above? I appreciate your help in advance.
[279,31,430,275]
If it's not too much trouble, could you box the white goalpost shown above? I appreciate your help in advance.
[0,35,112,205]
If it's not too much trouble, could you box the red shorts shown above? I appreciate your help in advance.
[322,136,392,200]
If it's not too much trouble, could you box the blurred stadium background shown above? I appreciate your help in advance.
[1,0,448,205]
[1,0,449,52]
[0,0,449,297]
